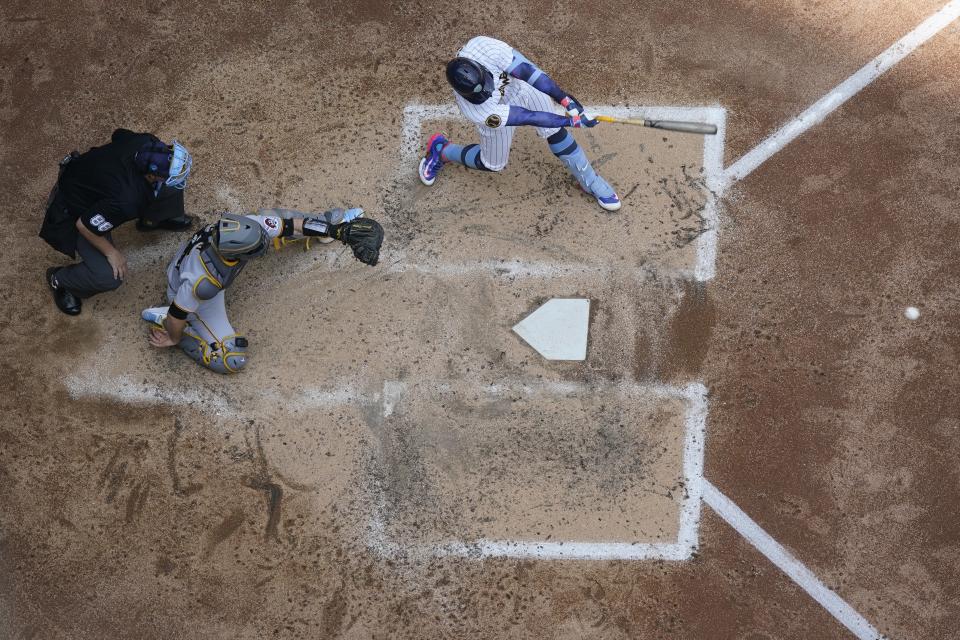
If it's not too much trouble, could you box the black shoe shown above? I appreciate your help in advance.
[46,267,82,316]
[137,214,194,232]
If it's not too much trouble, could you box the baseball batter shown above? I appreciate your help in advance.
[141,208,383,374]
[418,35,620,211]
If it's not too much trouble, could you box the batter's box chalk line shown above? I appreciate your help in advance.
[401,103,727,282]
[365,380,708,562]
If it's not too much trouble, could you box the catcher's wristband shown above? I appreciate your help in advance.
[302,217,335,238]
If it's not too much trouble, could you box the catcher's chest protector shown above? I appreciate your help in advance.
[192,238,246,297]
[197,245,247,299]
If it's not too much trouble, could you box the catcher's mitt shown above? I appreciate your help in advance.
[334,218,384,266]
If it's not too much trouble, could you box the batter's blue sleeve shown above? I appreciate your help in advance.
[506,106,570,129]
[507,50,566,102]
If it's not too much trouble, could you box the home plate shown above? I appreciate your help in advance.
[512,298,590,361]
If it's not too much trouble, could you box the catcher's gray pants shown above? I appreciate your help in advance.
[164,285,248,374]
[55,233,122,299]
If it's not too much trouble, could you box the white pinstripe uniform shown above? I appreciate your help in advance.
[454,36,566,171]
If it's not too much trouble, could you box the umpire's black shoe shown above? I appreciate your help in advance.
[136,214,194,232]
[47,267,82,316]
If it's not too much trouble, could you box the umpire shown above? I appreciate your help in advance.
[40,128,194,315]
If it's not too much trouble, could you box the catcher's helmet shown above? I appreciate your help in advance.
[446,57,494,105]
[214,214,268,260]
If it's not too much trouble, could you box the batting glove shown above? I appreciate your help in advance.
[561,95,585,116]
[569,113,598,128]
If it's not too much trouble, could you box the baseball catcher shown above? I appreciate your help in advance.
[418,35,620,211]
[141,207,383,373]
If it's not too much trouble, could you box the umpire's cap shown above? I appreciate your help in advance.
[446,57,494,105]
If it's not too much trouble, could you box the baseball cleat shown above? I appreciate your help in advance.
[596,192,621,211]
[418,133,448,186]
[141,306,168,326]
[586,175,621,212]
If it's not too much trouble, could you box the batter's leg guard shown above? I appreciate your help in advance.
[440,143,492,171]
[547,130,621,211]
[178,332,249,374]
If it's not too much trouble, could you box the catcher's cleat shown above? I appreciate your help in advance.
[418,133,448,186]
[141,306,168,326]
[47,267,82,316]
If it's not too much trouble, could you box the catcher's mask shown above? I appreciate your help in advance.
[213,214,268,260]
[446,57,494,105]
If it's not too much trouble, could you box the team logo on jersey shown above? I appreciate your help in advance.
[499,71,509,97]
[485,114,502,128]
[264,216,279,229]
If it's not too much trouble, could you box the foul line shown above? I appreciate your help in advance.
[703,482,884,640]
[724,0,960,184]
[708,5,960,637]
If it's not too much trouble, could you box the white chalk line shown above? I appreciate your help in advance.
[387,256,692,280]
[126,235,698,283]
[706,5,960,637]
[64,374,235,416]
[703,481,885,640]
[724,0,960,185]
[64,373,374,419]
[366,381,708,561]
[435,540,692,561]
[402,103,725,282]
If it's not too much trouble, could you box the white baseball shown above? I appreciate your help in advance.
[904,306,920,320]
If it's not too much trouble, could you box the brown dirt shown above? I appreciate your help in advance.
[1,1,958,639]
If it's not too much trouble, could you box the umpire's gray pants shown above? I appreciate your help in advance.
[55,233,122,299]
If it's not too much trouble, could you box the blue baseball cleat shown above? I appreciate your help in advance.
[418,133,448,186]
[585,175,621,212]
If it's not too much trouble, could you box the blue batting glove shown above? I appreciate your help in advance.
[561,95,585,116]
[569,113,598,128]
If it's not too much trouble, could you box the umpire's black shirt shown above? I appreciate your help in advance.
[59,128,159,237]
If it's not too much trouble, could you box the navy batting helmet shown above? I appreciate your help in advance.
[446,57,494,105]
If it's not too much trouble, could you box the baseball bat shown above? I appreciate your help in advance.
[595,115,717,136]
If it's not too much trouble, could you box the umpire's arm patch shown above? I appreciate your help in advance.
[485,114,502,128]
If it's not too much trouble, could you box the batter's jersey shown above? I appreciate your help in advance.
[454,36,517,132]
[166,213,284,316]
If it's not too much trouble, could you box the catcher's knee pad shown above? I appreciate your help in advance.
[179,333,249,374]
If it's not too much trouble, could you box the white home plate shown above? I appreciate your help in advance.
[512,298,590,361]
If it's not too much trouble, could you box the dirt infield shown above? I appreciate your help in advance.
[1,1,958,639]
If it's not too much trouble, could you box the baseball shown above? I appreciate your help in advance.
[905,306,920,320]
